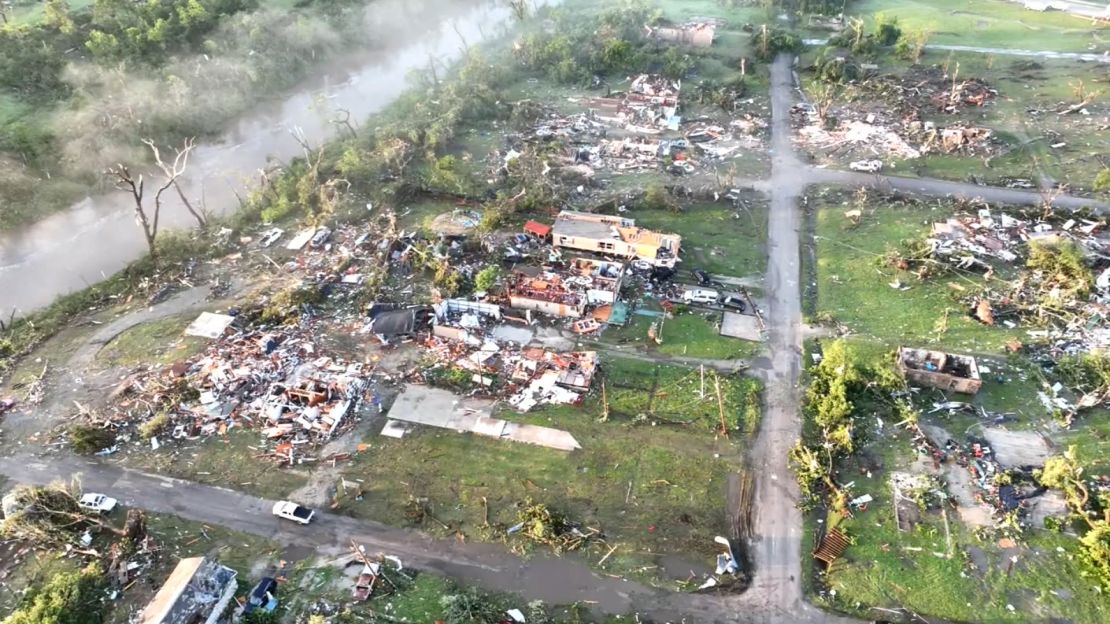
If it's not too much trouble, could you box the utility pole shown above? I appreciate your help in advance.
[715,375,729,438]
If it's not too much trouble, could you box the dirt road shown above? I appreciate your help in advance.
[729,53,813,618]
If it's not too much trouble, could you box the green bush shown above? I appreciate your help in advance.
[5,563,105,624]
[69,425,116,454]
[139,412,171,440]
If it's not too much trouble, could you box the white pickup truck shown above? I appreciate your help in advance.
[78,493,118,514]
[272,501,314,525]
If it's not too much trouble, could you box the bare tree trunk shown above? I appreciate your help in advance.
[107,165,159,256]
[144,138,205,228]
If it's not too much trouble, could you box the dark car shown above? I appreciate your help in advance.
[693,269,712,286]
[720,295,746,312]
[243,577,279,614]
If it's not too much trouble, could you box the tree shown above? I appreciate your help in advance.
[69,425,116,455]
[1080,522,1110,587]
[874,14,901,46]
[1,481,124,547]
[441,585,503,624]
[1094,168,1110,193]
[44,0,76,35]
[895,29,930,63]
[4,563,106,624]
[474,266,502,293]
[106,163,174,257]
[1039,446,1092,526]
[144,137,205,228]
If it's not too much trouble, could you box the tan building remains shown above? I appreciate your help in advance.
[898,347,983,395]
[551,210,681,267]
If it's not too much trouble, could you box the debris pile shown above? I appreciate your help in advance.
[796,65,1001,163]
[106,316,371,463]
[513,74,765,178]
[643,19,722,48]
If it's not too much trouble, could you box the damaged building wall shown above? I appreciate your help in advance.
[140,557,237,624]
[551,211,681,266]
[898,347,983,394]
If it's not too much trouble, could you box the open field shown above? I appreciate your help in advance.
[847,0,1108,54]
[818,434,1108,623]
[798,49,1109,192]
[116,429,311,501]
[335,356,756,584]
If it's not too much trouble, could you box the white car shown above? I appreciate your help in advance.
[272,501,314,525]
[849,159,883,173]
[78,493,118,514]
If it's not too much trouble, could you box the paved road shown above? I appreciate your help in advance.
[0,452,847,623]
[729,53,815,618]
[802,38,1109,63]
[812,167,1108,213]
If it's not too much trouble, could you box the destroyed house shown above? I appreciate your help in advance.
[551,210,681,267]
[898,347,982,395]
[366,303,434,343]
[506,257,625,319]
[139,557,237,624]
[644,22,717,48]
[432,299,503,345]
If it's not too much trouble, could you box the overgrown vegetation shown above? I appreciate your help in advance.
[3,562,106,624]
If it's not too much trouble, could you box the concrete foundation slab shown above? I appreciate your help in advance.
[720,311,762,341]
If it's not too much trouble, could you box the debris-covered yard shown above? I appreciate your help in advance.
[796,46,1109,193]
[801,187,1110,622]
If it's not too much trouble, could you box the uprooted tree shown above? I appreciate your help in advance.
[1,480,124,548]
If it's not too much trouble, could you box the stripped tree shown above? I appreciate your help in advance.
[144,137,205,228]
[106,163,173,257]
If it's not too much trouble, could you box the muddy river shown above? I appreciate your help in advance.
[0,0,528,316]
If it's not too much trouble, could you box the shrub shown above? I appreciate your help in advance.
[139,412,171,440]
[69,425,116,454]
[5,563,105,624]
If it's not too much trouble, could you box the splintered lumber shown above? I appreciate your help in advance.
[813,527,850,566]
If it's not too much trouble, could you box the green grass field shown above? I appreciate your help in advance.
[820,430,1109,623]
[850,0,1107,53]
[337,357,757,583]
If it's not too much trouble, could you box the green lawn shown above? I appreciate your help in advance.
[634,199,769,277]
[337,358,756,582]
[602,309,763,361]
[800,45,1110,191]
[115,429,310,501]
[849,0,1107,53]
[96,313,209,367]
[813,193,1023,353]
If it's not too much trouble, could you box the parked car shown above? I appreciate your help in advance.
[78,493,118,514]
[272,501,314,525]
[682,287,719,305]
[849,159,883,173]
[309,227,332,248]
[720,295,747,312]
[243,577,279,614]
[693,269,712,286]
[258,228,284,248]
